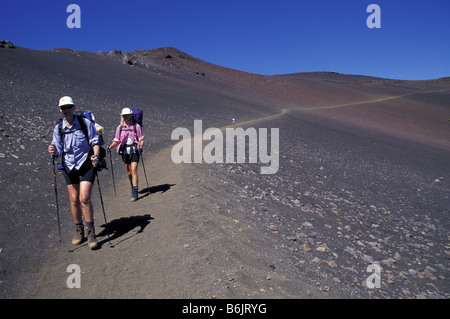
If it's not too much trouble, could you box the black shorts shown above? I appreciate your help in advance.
[62,158,96,185]
[122,152,140,164]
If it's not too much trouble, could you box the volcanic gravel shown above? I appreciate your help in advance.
[0,43,449,299]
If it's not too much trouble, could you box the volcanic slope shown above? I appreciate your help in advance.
[0,44,449,298]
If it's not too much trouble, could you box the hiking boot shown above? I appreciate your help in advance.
[131,186,138,202]
[72,225,85,245]
[86,227,98,250]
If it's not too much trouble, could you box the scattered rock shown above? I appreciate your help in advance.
[327,260,337,268]
[301,243,311,252]
[0,40,16,49]
[408,269,417,276]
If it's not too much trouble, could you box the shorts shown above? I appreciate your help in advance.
[62,158,96,185]
[122,152,140,164]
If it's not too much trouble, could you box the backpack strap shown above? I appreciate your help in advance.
[76,115,89,142]
[57,118,65,165]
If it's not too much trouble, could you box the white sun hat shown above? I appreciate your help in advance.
[59,96,75,107]
[121,107,133,116]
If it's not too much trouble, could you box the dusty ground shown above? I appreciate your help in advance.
[0,44,449,299]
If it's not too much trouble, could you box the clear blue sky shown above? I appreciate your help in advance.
[2,0,449,80]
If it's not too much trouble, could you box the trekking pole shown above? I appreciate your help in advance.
[52,156,62,242]
[140,150,149,190]
[95,171,114,248]
[108,148,116,197]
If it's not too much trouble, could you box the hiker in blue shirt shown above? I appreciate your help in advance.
[48,96,101,250]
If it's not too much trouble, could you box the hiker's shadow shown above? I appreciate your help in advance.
[98,214,154,246]
[138,183,176,199]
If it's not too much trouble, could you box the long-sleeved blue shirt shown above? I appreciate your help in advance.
[51,116,99,173]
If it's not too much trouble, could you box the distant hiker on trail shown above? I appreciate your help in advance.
[232,118,236,126]
[108,107,145,202]
[48,96,101,250]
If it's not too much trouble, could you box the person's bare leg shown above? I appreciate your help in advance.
[130,162,139,187]
[130,162,139,201]
[67,184,84,244]
[79,181,94,223]
[79,181,97,249]
[125,163,133,186]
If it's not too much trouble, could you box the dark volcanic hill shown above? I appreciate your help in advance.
[0,43,449,299]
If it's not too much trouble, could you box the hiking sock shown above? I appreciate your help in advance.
[85,221,94,229]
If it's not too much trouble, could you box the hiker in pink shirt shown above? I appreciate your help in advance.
[108,108,145,201]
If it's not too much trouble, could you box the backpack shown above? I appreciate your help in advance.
[76,110,106,147]
[131,109,143,127]
[58,111,107,171]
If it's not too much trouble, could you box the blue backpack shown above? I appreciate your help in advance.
[131,109,143,127]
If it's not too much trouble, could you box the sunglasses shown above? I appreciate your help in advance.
[60,105,74,111]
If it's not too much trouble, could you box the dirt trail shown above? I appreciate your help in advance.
[297,89,450,111]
